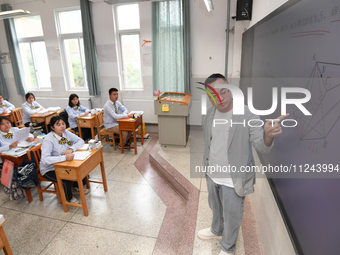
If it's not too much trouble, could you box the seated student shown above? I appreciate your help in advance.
[40,116,88,204]
[22,92,44,127]
[0,94,15,114]
[104,88,133,147]
[66,94,92,142]
[0,116,34,154]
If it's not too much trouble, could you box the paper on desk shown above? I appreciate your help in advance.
[73,151,91,160]
[130,111,144,115]
[17,140,35,147]
[77,144,89,150]
[46,107,61,112]
[13,127,30,142]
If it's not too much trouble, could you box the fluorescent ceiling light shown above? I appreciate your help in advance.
[204,0,214,12]
[0,9,31,20]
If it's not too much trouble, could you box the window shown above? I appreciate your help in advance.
[14,15,51,90]
[115,4,143,89]
[56,9,86,89]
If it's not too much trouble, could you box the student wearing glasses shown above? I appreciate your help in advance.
[197,73,288,255]
[66,94,91,142]
[0,94,15,114]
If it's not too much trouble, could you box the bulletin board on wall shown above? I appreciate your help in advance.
[240,0,340,254]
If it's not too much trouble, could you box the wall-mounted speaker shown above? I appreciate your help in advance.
[236,0,253,20]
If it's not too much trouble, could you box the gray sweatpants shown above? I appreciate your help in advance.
[206,175,245,254]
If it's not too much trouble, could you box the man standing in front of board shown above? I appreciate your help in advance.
[197,73,288,255]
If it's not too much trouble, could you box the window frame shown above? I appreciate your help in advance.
[55,7,87,91]
[113,5,144,91]
[15,15,52,91]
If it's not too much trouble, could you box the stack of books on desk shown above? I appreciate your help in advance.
[2,148,28,157]
[38,109,50,116]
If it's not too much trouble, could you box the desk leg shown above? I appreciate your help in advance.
[0,225,13,255]
[141,118,144,145]
[26,189,33,202]
[119,129,124,154]
[56,173,69,213]
[133,130,137,155]
[79,126,83,139]
[77,174,88,216]
[91,127,95,139]
[100,153,108,192]
[45,122,49,134]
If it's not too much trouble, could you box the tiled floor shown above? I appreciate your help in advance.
[0,127,247,255]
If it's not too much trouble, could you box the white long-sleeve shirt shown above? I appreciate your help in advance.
[66,105,90,129]
[103,100,128,129]
[39,130,84,176]
[0,100,15,114]
[22,101,43,124]
[0,127,34,153]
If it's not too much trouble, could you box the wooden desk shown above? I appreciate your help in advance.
[117,115,144,155]
[0,144,42,202]
[0,113,14,123]
[30,112,57,133]
[76,114,97,140]
[0,216,13,255]
[53,147,108,216]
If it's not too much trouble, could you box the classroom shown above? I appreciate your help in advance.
[0,0,338,254]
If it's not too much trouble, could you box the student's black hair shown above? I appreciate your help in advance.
[68,94,80,108]
[25,92,35,101]
[0,116,12,125]
[109,88,118,95]
[50,116,65,130]
[204,73,229,85]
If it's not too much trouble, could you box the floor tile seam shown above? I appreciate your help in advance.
[0,185,101,223]
[0,201,9,207]
[103,178,151,186]
[38,219,69,255]
[0,206,73,223]
[102,153,129,176]
[62,220,159,240]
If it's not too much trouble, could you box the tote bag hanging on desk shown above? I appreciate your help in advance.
[1,159,14,189]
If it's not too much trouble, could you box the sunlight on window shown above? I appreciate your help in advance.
[14,15,43,38]
[117,4,140,30]
[121,34,142,88]
[19,42,38,89]
[64,39,84,87]
[58,10,83,34]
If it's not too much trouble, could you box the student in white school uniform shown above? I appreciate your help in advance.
[0,94,15,114]
[66,93,92,142]
[0,116,34,154]
[104,88,133,148]
[21,92,44,128]
[39,116,89,204]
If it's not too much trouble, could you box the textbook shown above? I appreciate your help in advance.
[2,148,28,157]
[38,109,50,116]
[1,159,14,188]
